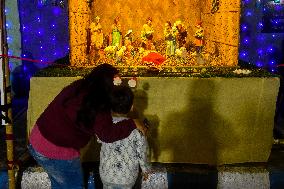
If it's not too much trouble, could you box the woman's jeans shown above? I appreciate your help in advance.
[28,144,84,189]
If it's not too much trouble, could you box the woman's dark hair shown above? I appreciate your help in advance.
[76,63,119,128]
[111,86,134,114]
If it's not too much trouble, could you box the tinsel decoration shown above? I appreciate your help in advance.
[58,0,65,8]
[33,64,278,78]
[51,0,65,8]
[38,0,65,8]
[211,0,220,13]
[38,0,48,6]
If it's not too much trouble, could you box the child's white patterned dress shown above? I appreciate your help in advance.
[98,116,150,189]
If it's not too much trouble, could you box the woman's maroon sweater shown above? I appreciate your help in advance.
[36,80,136,150]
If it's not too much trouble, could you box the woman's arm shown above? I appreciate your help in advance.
[93,112,136,143]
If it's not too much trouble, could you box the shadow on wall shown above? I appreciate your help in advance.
[161,79,236,165]
[274,48,284,139]
[129,82,160,161]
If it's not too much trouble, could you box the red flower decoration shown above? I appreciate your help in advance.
[142,52,166,66]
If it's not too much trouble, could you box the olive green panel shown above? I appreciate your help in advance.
[27,77,279,165]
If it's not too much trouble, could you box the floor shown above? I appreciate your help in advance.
[1,96,284,189]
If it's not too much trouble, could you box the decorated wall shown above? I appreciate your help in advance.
[5,0,21,71]
[239,0,284,72]
[4,0,284,71]
[17,0,69,66]
[88,0,200,40]
[69,0,241,67]
[201,0,240,66]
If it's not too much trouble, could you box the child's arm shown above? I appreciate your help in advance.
[135,131,151,178]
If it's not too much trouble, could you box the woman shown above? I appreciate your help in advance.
[28,63,146,189]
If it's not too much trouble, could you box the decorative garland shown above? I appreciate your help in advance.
[211,0,220,14]
[34,64,278,78]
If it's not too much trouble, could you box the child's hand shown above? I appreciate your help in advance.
[134,119,148,136]
[142,172,149,181]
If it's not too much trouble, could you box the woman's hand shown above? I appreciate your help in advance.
[134,119,148,136]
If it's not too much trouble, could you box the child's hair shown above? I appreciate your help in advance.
[111,85,134,114]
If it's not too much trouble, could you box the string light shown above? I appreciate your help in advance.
[256,61,263,67]
[11,0,284,71]
[240,0,284,71]
[18,0,69,66]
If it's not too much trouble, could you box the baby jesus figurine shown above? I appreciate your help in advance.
[124,30,135,58]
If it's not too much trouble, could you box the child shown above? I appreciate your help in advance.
[98,85,151,189]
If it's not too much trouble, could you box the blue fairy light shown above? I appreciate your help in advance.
[240,52,248,58]
[241,24,248,31]
[38,29,44,35]
[7,36,12,42]
[268,47,274,53]
[243,0,250,4]
[243,37,249,44]
[53,7,61,16]
[257,49,263,55]
[38,0,48,7]
[245,11,252,16]
[256,61,263,67]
